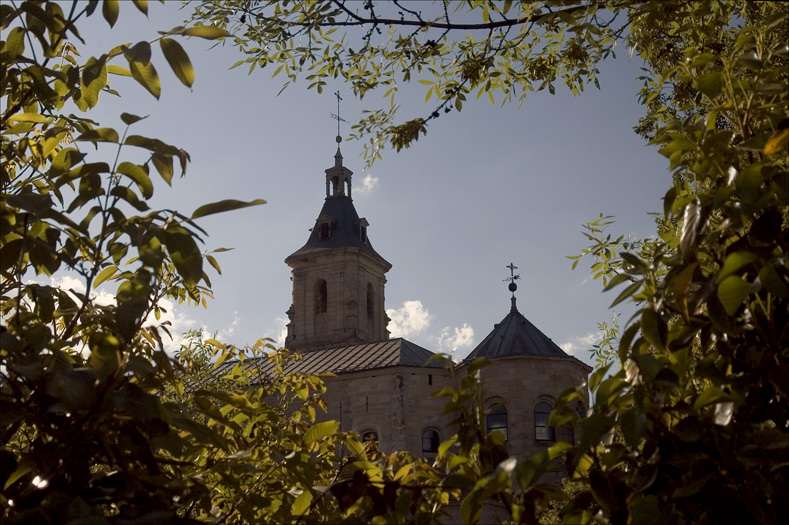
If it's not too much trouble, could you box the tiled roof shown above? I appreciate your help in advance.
[286,195,390,266]
[464,303,572,361]
[214,338,439,384]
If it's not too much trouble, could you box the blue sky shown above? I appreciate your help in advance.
[59,2,670,366]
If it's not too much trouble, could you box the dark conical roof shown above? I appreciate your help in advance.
[464,303,572,361]
[286,195,390,265]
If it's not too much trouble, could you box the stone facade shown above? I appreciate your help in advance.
[477,356,589,458]
[286,247,390,350]
[319,367,454,456]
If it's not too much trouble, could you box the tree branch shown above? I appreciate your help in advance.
[231,1,606,32]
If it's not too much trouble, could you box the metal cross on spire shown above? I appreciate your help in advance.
[503,262,521,302]
[329,90,348,140]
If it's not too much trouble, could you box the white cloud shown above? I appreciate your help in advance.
[51,274,115,306]
[142,297,202,354]
[386,300,433,338]
[559,331,600,356]
[357,174,379,193]
[218,311,240,339]
[263,316,289,348]
[437,323,475,354]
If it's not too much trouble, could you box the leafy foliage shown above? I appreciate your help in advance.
[562,2,788,524]
[0,1,273,522]
[195,1,788,523]
[3,1,787,524]
[192,0,626,166]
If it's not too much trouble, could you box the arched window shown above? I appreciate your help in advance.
[422,429,440,454]
[362,430,379,452]
[486,405,508,442]
[315,279,327,314]
[534,402,555,441]
[366,283,374,319]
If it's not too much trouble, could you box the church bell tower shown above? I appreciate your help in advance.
[284,135,391,351]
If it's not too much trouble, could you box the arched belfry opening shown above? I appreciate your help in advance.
[315,279,328,314]
[325,143,352,199]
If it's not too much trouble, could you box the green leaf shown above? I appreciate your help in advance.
[7,113,51,123]
[620,407,646,448]
[610,280,642,308]
[759,264,789,298]
[102,0,119,27]
[107,64,131,76]
[4,460,33,491]
[76,128,119,143]
[206,254,221,275]
[81,55,108,109]
[125,135,179,155]
[160,38,194,88]
[345,437,365,457]
[4,27,25,58]
[132,0,148,15]
[292,490,313,516]
[717,251,758,282]
[122,41,152,65]
[717,274,752,315]
[304,420,339,445]
[191,198,266,219]
[442,473,474,489]
[121,113,146,125]
[152,152,174,184]
[129,59,161,99]
[94,265,118,288]
[438,435,457,458]
[162,225,203,288]
[180,25,231,40]
[693,385,731,411]
[117,161,153,199]
[641,309,666,352]
[695,71,722,98]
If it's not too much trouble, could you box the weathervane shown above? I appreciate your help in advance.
[503,262,521,300]
[329,90,348,142]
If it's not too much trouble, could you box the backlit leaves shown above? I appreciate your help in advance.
[1,3,270,522]
[102,0,119,27]
[566,2,788,524]
[191,0,621,167]
[191,198,267,219]
[129,56,161,98]
[160,38,194,87]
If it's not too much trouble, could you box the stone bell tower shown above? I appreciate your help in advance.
[284,136,391,352]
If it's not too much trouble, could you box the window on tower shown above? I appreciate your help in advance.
[357,218,369,244]
[315,279,327,314]
[422,429,440,454]
[366,283,374,319]
[319,222,330,240]
[362,430,379,452]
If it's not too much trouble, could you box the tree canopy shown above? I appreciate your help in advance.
[2,1,787,524]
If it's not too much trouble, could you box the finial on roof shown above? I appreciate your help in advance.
[503,262,521,311]
[330,91,348,166]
